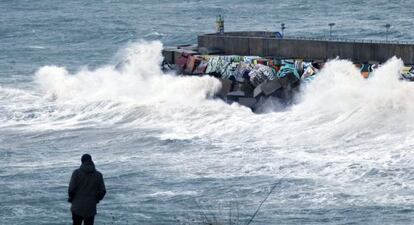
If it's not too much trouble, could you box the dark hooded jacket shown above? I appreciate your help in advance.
[68,161,106,217]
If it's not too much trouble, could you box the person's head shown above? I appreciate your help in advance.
[81,154,93,163]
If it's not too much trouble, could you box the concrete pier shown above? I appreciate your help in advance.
[198,32,414,64]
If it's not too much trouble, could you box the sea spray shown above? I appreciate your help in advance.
[34,41,220,104]
[2,41,221,131]
[292,57,414,140]
[2,43,414,143]
[1,44,414,224]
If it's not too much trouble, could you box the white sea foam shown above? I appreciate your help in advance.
[35,41,220,105]
[1,41,414,218]
[0,41,221,130]
[2,41,414,142]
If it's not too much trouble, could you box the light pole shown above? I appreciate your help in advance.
[328,23,336,39]
[385,24,391,41]
[281,23,286,37]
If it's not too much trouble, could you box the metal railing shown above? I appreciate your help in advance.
[202,32,414,45]
[282,35,414,45]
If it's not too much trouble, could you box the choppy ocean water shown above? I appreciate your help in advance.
[1,0,414,224]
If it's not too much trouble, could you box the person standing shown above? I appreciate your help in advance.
[68,154,106,225]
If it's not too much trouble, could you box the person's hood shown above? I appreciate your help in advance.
[80,161,96,173]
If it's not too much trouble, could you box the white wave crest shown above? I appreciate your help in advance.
[34,41,220,105]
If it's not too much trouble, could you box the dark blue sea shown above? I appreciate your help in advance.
[1,0,414,224]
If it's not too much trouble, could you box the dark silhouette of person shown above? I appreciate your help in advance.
[68,154,106,225]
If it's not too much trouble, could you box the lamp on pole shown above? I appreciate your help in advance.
[328,23,336,39]
[385,24,391,41]
[281,23,286,36]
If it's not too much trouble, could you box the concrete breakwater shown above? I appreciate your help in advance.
[161,32,414,110]
[198,31,414,64]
